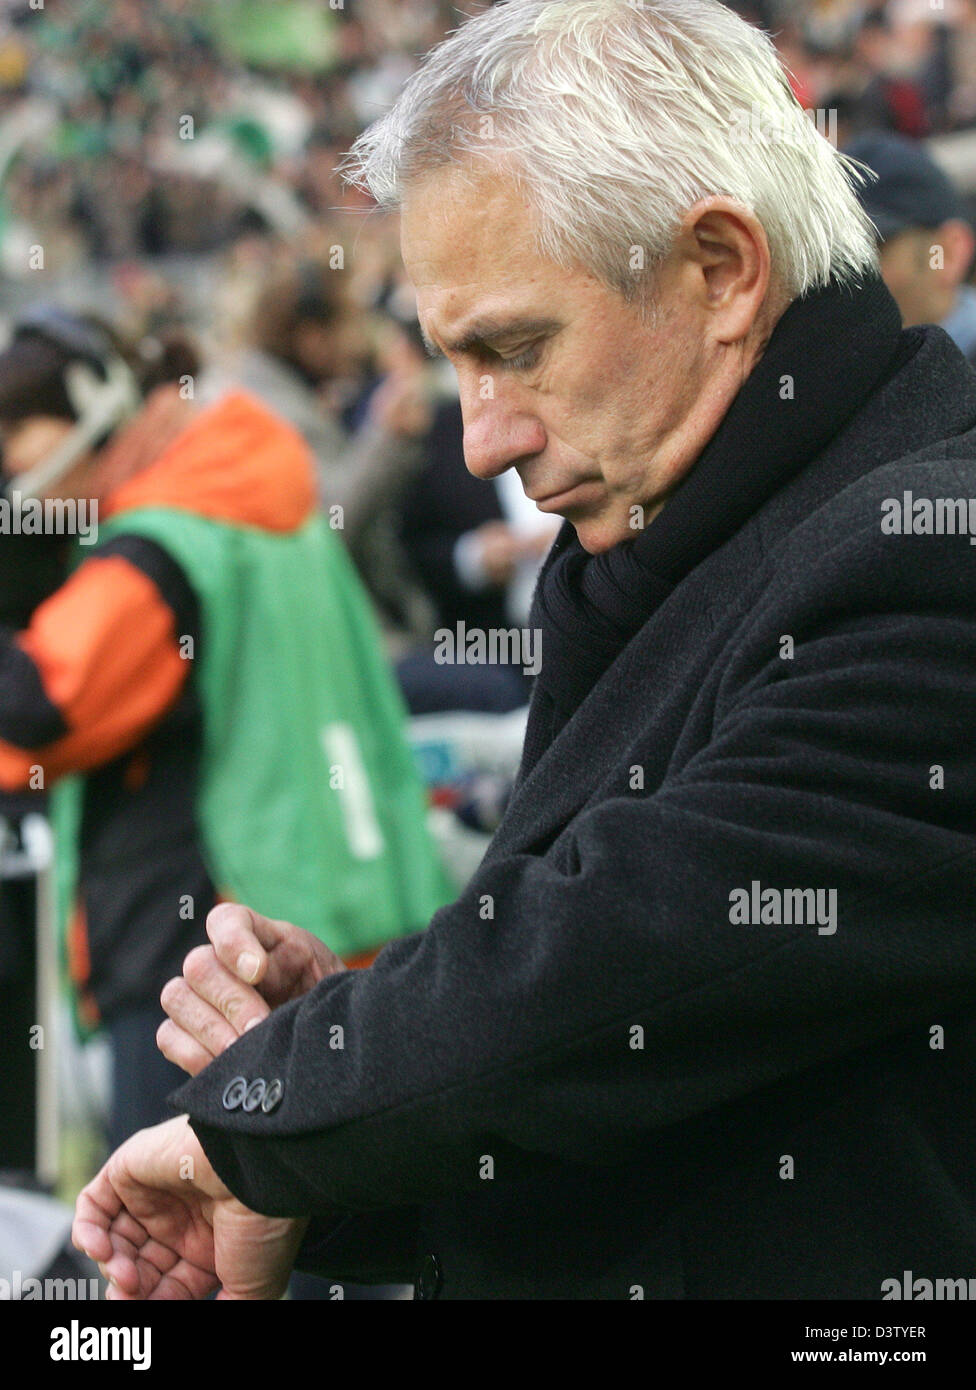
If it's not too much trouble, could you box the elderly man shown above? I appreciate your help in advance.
[74,0,976,1301]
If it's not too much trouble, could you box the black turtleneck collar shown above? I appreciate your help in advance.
[524,271,905,770]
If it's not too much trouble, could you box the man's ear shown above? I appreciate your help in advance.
[675,196,773,344]
[934,219,976,288]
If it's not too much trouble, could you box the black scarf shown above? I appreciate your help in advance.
[523,271,905,777]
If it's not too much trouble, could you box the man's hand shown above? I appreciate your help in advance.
[472,521,524,586]
[158,903,346,1076]
[72,1115,309,1300]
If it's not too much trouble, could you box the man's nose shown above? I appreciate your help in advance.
[458,377,546,481]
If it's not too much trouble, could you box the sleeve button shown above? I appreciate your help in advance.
[261,1078,284,1113]
[221,1076,248,1111]
[242,1078,267,1112]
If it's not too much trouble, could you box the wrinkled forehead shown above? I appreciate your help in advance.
[399,164,572,347]
[400,163,541,289]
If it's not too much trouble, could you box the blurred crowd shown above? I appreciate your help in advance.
[0,0,462,263]
[735,0,976,138]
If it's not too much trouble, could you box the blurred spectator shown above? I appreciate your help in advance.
[0,304,452,1151]
[801,0,866,55]
[949,0,976,129]
[200,250,444,649]
[846,9,932,138]
[200,250,370,493]
[0,1,468,270]
[846,131,976,359]
[395,396,560,716]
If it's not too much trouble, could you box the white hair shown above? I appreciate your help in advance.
[338,0,879,308]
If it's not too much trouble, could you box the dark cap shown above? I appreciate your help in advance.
[0,305,118,425]
[0,333,78,424]
[844,133,970,241]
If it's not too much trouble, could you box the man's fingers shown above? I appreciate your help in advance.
[205,903,275,983]
[72,1218,111,1264]
[102,1251,142,1297]
[72,1172,124,1263]
[73,1181,144,1280]
[160,971,240,1052]
[177,949,271,1034]
[179,950,271,1028]
[204,903,343,1006]
[206,902,335,1000]
[147,1261,217,1301]
[259,933,327,1001]
[158,947,273,1074]
[155,1018,216,1077]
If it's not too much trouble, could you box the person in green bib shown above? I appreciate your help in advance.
[0,306,454,1149]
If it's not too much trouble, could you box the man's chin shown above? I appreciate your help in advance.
[571,514,634,555]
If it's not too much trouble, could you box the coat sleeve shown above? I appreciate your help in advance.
[174,504,976,1224]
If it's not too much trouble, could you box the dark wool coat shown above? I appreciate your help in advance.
[175,279,976,1299]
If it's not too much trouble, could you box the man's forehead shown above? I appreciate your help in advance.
[400,169,571,354]
[400,164,535,277]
